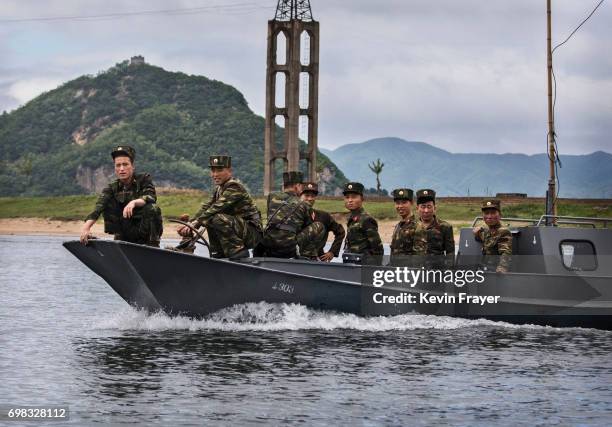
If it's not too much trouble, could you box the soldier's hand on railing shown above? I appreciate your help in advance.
[80,220,96,245]
[319,252,335,262]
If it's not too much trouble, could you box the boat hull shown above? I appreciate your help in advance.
[63,240,612,330]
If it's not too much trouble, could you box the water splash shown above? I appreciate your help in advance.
[92,302,537,332]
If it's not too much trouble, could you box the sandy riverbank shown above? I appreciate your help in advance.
[0,218,467,243]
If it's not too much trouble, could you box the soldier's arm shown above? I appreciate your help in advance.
[497,228,513,273]
[195,184,244,225]
[363,217,384,255]
[81,184,113,244]
[443,223,455,255]
[139,173,157,204]
[473,227,484,242]
[85,184,113,221]
[328,218,346,257]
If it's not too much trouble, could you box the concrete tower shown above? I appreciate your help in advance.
[263,0,319,194]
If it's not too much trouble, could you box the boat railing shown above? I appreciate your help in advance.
[471,217,539,227]
[471,215,611,228]
[535,215,611,228]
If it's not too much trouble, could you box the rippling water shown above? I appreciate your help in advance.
[1,235,611,425]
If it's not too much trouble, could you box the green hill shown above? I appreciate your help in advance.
[0,59,346,196]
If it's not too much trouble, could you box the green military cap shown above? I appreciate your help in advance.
[209,155,231,168]
[392,188,414,201]
[416,189,436,204]
[283,171,303,186]
[481,198,501,211]
[343,182,364,196]
[111,145,136,161]
[301,181,319,195]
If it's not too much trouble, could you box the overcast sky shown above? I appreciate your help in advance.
[1,0,610,154]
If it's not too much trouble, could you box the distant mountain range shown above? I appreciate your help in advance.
[321,137,612,198]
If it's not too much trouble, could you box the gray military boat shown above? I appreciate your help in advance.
[64,4,611,330]
[63,214,612,330]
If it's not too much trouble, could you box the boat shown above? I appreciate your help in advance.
[63,2,612,330]
[63,214,612,330]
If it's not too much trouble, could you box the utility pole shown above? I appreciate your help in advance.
[546,0,557,224]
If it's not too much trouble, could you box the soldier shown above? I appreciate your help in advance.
[343,182,384,259]
[300,182,346,262]
[178,156,262,259]
[473,199,513,273]
[413,189,454,264]
[80,145,163,247]
[390,188,416,257]
[256,171,318,258]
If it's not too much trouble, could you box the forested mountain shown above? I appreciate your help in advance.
[324,137,612,198]
[0,59,346,196]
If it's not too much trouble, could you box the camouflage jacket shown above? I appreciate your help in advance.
[313,209,346,256]
[344,208,384,255]
[475,224,513,272]
[263,191,313,248]
[413,216,455,255]
[195,178,262,231]
[85,173,157,221]
[390,214,416,256]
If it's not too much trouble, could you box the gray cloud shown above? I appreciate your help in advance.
[0,0,610,154]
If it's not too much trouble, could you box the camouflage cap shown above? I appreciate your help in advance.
[416,189,436,204]
[111,145,136,161]
[283,171,303,186]
[481,198,501,211]
[301,181,319,195]
[209,155,231,168]
[343,182,364,196]
[392,188,414,201]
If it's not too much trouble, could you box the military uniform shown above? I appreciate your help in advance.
[258,171,317,258]
[390,188,416,256]
[474,199,513,272]
[299,182,346,259]
[85,146,163,247]
[343,182,384,257]
[412,189,454,256]
[193,156,262,258]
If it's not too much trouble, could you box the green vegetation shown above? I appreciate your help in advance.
[1,194,608,226]
[0,61,347,196]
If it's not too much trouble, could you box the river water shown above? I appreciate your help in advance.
[1,235,611,426]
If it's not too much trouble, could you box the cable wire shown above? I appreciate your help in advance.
[0,2,270,24]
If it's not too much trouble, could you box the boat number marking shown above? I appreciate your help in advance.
[272,282,294,294]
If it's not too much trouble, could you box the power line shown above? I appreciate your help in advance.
[552,0,606,53]
[0,2,270,24]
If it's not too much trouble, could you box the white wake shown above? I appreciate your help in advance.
[91,302,539,332]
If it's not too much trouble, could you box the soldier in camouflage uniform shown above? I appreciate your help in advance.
[300,182,346,261]
[473,199,513,273]
[178,156,262,259]
[80,146,163,247]
[255,171,317,259]
[343,182,384,260]
[413,189,454,265]
[390,188,416,257]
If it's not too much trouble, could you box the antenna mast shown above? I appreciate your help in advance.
[546,0,557,224]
